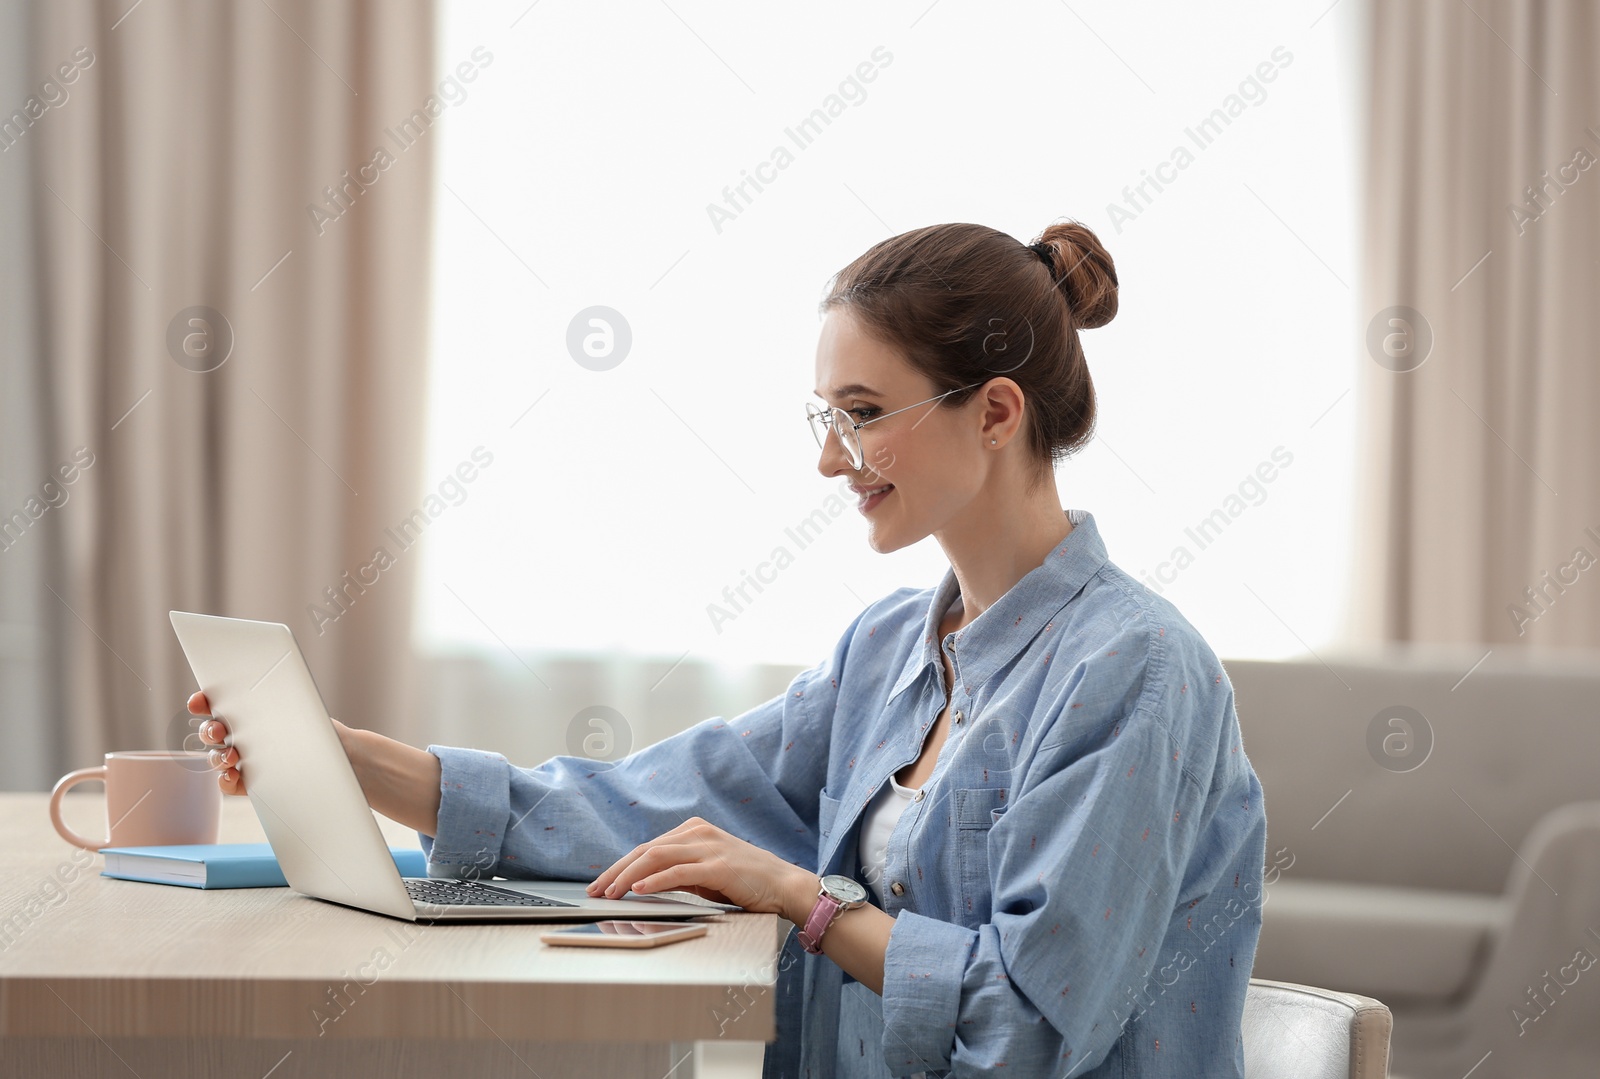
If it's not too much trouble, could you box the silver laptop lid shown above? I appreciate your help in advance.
[169,611,418,920]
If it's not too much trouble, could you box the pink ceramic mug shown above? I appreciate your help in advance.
[49,750,222,851]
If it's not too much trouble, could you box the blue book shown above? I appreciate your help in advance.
[100,842,427,889]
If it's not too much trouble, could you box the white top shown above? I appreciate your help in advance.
[859,771,919,906]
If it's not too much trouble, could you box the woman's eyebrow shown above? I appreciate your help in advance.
[815,383,883,399]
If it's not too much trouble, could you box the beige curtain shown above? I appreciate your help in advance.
[0,2,51,789]
[26,0,436,780]
[1355,0,1600,648]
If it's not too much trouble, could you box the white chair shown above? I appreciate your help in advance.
[1244,978,1393,1079]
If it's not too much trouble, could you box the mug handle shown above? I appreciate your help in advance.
[49,766,108,851]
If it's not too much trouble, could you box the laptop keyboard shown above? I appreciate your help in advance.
[405,878,577,908]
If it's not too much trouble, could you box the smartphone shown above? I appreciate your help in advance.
[540,920,710,949]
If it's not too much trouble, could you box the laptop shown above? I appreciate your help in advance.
[169,610,733,923]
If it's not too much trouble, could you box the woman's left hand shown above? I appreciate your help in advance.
[585,816,816,922]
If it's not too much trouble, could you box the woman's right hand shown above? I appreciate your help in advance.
[190,690,246,795]
[187,690,440,837]
[189,690,358,797]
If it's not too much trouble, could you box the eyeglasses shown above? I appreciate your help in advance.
[806,381,985,470]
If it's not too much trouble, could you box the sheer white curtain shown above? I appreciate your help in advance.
[413,0,1367,763]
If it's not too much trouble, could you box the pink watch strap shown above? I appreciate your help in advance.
[798,890,842,954]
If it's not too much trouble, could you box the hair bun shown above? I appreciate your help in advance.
[1032,220,1119,330]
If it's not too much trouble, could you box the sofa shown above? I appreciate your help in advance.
[1227,644,1600,1079]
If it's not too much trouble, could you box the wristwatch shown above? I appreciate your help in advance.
[797,874,868,955]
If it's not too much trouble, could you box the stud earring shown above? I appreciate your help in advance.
[990,439,997,445]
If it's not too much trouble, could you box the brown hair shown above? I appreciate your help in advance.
[819,220,1118,489]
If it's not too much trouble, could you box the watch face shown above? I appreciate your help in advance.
[820,874,868,905]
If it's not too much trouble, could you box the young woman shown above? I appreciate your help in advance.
[193,220,1268,1078]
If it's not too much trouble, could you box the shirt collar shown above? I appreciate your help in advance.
[886,508,1110,701]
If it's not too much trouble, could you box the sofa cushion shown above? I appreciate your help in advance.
[1252,878,1510,1004]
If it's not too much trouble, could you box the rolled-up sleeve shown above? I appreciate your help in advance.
[881,700,1211,1075]
[416,608,868,882]
[419,746,518,878]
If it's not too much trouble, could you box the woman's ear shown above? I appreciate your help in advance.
[978,378,1026,449]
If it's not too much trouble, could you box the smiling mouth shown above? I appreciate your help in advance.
[856,483,894,512]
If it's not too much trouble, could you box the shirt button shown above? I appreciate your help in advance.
[891,882,905,896]
[913,789,925,802]
[952,709,964,724]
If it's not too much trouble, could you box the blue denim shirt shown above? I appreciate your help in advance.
[419,509,1268,1078]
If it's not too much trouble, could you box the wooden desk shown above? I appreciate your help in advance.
[0,792,783,1078]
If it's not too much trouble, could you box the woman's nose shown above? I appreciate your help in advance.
[816,427,854,476]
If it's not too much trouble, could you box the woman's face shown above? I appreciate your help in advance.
[813,307,990,554]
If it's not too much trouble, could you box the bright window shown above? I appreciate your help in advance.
[416,0,1366,667]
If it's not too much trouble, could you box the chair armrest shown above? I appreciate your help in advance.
[1453,801,1600,1042]
[1244,978,1393,1079]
